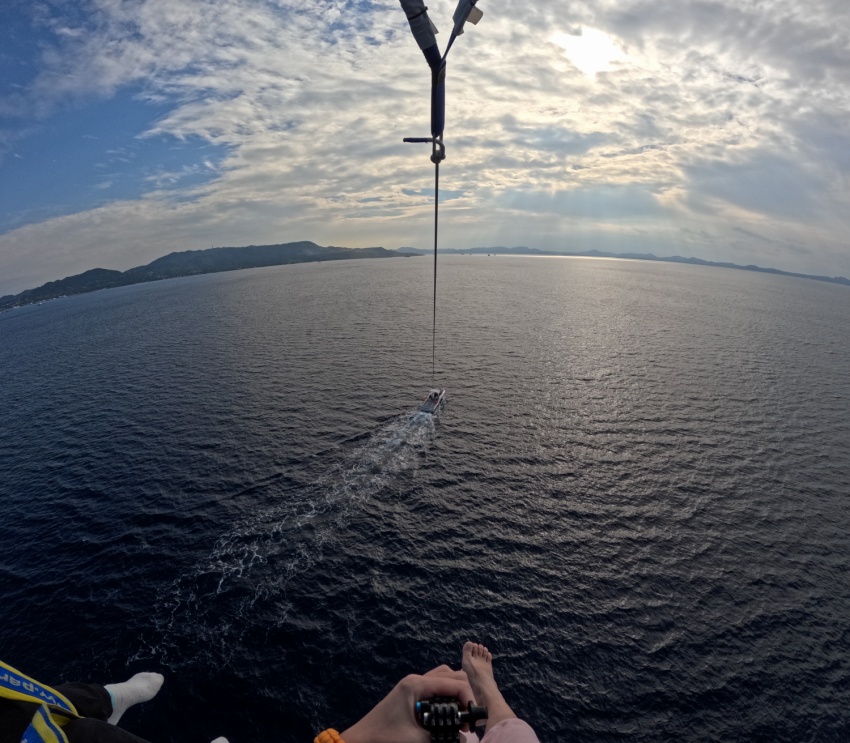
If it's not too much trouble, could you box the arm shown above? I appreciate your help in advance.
[339,668,475,743]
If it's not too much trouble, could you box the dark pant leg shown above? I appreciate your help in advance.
[55,683,113,722]
[63,718,153,743]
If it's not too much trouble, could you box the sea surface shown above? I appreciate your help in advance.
[1,255,849,742]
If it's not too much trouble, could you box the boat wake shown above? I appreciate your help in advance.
[134,410,437,668]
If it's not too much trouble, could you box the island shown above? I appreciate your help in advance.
[0,241,411,311]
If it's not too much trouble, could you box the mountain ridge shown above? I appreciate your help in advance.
[0,241,407,311]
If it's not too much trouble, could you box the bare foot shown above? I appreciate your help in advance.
[461,643,495,703]
[461,642,517,733]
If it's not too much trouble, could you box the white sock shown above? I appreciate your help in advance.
[104,672,164,725]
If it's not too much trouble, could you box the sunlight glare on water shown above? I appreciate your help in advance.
[1,255,849,742]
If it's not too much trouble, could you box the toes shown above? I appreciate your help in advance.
[463,641,492,662]
[471,643,491,662]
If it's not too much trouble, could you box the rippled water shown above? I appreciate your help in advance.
[2,256,849,742]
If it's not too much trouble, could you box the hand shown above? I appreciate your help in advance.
[341,665,475,743]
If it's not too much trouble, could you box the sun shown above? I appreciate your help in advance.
[551,27,626,77]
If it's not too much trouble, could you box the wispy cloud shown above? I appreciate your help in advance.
[1,0,849,295]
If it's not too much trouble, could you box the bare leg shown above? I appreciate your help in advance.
[461,642,516,735]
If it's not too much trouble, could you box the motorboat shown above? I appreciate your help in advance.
[419,387,446,414]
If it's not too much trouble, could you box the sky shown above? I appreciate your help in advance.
[1,0,849,297]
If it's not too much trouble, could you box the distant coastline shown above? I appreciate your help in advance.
[2,240,848,312]
[399,245,850,288]
[0,241,409,312]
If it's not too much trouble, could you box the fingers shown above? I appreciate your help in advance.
[424,665,454,677]
[424,665,468,683]
[409,675,476,710]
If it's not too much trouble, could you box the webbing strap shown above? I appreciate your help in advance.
[405,5,428,20]
[0,661,77,716]
[21,706,71,743]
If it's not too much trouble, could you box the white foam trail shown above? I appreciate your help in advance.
[134,410,437,667]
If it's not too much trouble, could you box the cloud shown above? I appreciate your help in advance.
[683,151,820,219]
[498,184,667,220]
[552,27,627,76]
[1,0,850,295]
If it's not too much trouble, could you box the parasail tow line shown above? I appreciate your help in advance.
[398,0,484,382]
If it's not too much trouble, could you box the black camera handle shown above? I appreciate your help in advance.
[415,697,488,743]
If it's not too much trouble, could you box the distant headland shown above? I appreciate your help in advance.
[2,240,848,312]
[0,241,408,312]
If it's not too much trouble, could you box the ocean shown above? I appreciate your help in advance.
[1,255,849,742]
